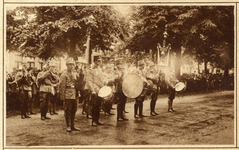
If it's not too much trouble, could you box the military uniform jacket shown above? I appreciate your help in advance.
[37,71,51,93]
[133,68,148,83]
[114,68,128,94]
[15,71,32,91]
[87,64,104,93]
[59,71,77,100]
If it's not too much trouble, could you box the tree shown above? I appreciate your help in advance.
[183,6,234,75]
[7,6,126,60]
[124,6,234,78]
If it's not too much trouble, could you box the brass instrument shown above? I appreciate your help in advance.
[19,67,32,85]
[43,71,59,85]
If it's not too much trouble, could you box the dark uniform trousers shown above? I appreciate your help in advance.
[150,90,157,111]
[91,94,102,124]
[29,83,38,113]
[147,78,159,114]
[64,99,78,128]
[168,87,176,109]
[49,93,57,114]
[19,90,31,117]
[116,93,127,119]
[81,89,90,114]
[8,92,18,112]
[40,92,50,118]
[134,96,145,117]
[102,97,113,115]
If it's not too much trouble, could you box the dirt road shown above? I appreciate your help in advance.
[6,90,234,146]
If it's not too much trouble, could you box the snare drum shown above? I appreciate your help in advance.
[175,82,186,92]
[98,86,113,101]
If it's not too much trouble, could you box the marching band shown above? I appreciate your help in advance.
[6,55,186,132]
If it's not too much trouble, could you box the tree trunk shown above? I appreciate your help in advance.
[224,65,229,78]
[198,62,200,74]
[171,37,182,79]
[169,43,181,79]
[204,61,208,74]
[69,39,77,60]
[85,33,91,64]
[175,49,181,79]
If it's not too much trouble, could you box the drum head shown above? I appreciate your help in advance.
[98,86,112,98]
[175,82,186,92]
[122,74,144,98]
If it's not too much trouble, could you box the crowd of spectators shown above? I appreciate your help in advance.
[158,72,234,95]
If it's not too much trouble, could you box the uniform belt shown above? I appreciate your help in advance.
[66,86,75,89]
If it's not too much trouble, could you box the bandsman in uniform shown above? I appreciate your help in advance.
[133,60,149,118]
[75,59,87,114]
[28,67,38,115]
[87,55,104,126]
[166,70,179,112]
[82,64,92,119]
[59,57,80,132]
[101,63,115,116]
[15,62,32,119]
[7,70,18,116]
[146,63,160,116]
[114,59,129,121]
[37,63,52,120]
[48,61,60,115]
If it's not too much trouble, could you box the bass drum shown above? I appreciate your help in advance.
[98,86,113,101]
[122,74,144,99]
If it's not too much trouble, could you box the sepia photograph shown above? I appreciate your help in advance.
[3,1,236,147]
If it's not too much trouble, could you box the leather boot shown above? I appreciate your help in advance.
[29,99,36,114]
[150,101,155,116]
[152,100,159,115]
[117,105,121,121]
[139,103,146,117]
[71,113,75,127]
[41,111,45,120]
[24,113,31,118]
[134,104,138,118]
[53,103,58,114]
[92,108,96,125]
[21,111,25,119]
[71,113,79,130]
[168,99,172,112]
[65,114,71,131]
[30,101,36,114]
[50,103,53,115]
